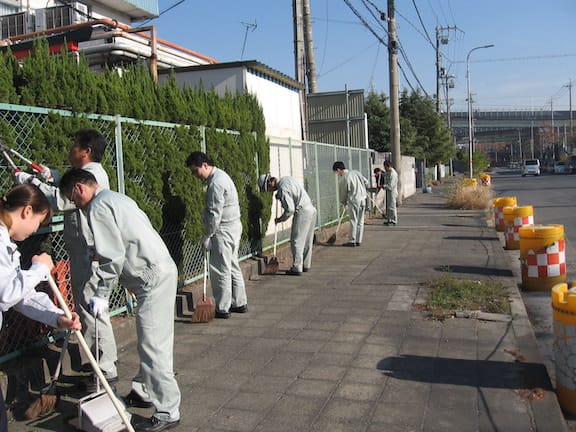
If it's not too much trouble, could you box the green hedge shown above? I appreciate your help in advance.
[0,39,272,245]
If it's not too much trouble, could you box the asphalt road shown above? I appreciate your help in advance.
[490,167,576,428]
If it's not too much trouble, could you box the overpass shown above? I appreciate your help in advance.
[449,109,574,164]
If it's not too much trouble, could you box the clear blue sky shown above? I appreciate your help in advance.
[146,1,576,113]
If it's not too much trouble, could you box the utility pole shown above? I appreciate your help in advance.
[387,0,401,205]
[435,26,462,113]
[292,0,308,140]
[302,0,317,93]
[566,79,573,153]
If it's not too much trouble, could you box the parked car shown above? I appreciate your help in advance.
[554,161,566,174]
[522,159,541,176]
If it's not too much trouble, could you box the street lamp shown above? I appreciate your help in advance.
[467,44,494,178]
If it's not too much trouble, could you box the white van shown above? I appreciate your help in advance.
[522,159,541,176]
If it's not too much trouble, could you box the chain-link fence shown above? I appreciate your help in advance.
[0,103,374,363]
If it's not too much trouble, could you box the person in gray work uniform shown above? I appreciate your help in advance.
[258,174,317,276]
[332,161,369,247]
[186,151,248,319]
[15,128,118,388]
[58,168,181,432]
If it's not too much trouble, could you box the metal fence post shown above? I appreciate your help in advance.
[114,115,125,194]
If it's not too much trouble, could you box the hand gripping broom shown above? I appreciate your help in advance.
[261,200,279,274]
[191,251,215,323]
[46,275,135,432]
[327,205,346,244]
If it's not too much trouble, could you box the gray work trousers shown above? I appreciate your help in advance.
[347,199,366,244]
[209,220,247,312]
[290,206,317,272]
[69,250,118,377]
[131,261,181,422]
[386,190,398,224]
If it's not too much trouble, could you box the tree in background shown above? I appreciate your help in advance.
[365,89,454,166]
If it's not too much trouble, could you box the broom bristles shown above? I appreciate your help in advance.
[191,296,215,323]
[261,256,279,274]
[24,393,58,419]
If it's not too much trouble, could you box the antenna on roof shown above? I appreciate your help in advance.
[240,20,257,61]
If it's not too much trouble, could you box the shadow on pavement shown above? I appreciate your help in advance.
[377,355,554,390]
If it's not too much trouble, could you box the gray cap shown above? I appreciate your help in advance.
[258,173,271,192]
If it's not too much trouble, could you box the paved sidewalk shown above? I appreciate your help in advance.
[11,182,568,432]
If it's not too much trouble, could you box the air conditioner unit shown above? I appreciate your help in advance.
[70,2,89,25]
[36,2,89,31]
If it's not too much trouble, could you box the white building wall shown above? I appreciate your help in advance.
[244,73,302,139]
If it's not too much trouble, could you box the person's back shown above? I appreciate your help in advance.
[206,167,241,227]
[276,176,313,213]
[87,188,174,288]
[345,169,368,202]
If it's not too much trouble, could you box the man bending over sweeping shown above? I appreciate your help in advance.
[59,168,181,432]
[258,174,317,276]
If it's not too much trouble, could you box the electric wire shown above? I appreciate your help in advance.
[410,0,434,47]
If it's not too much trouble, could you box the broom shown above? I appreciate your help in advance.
[327,205,346,244]
[24,335,69,419]
[46,275,135,432]
[191,251,215,323]
[261,200,279,274]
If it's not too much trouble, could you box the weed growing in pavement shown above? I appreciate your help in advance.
[423,271,510,320]
[446,178,494,210]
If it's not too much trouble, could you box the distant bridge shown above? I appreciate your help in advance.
[449,109,574,163]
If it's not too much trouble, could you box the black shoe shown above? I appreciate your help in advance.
[135,416,180,432]
[215,310,230,319]
[81,373,118,393]
[384,221,396,226]
[355,243,361,246]
[285,269,302,276]
[342,242,356,247]
[230,305,248,313]
[123,390,154,408]
[303,268,310,273]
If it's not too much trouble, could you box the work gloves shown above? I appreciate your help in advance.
[89,296,109,318]
[14,165,56,184]
[15,171,34,184]
[202,236,212,250]
[39,165,54,182]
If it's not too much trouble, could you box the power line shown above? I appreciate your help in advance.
[410,0,434,47]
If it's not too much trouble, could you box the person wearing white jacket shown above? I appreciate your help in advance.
[332,161,369,247]
[258,174,317,275]
[14,129,117,388]
[58,168,181,432]
[0,184,81,432]
[186,151,248,319]
[383,160,399,225]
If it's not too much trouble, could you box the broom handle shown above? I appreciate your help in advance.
[203,251,208,299]
[51,334,69,382]
[335,205,346,234]
[273,200,279,256]
[47,275,135,432]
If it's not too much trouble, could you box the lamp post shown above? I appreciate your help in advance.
[467,44,494,178]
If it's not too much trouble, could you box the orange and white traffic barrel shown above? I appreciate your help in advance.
[519,224,566,291]
[503,205,533,250]
[552,283,576,415]
[492,196,517,232]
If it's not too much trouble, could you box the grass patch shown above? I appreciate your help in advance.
[423,271,510,320]
[446,178,494,210]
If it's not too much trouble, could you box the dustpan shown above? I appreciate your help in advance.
[73,315,131,432]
